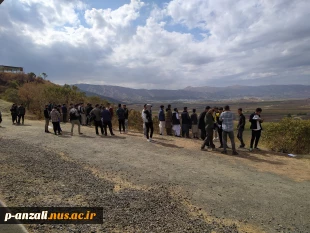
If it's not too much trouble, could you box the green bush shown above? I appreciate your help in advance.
[262,118,310,154]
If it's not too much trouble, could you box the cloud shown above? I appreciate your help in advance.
[0,0,309,89]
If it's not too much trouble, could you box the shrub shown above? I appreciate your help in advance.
[262,118,310,154]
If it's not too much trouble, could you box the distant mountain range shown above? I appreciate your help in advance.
[75,84,310,103]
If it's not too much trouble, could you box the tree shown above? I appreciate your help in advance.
[41,73,48,80]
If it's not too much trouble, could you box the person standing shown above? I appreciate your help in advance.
[141,104,147,138]
[198,106,209,140]
[158,105,165,135]
[165,104,173,136]
[69,104,83,136]
[50,106,61,135]
[17,103,26,125]
[44,105,50,133]
[102,106,115,136]
[216,107,224,148]
[62,104,68,123]
[144,104,154,142]
[90,104,104,135]
[123,104,129,133]
[109,105,114,120]
[181,107,191,138]
[220,105,238,155]
[0,110,2,127]
[86,103,93,126]
[237,108,246,148]
[116,104,125,134]
[79,103,86,126]
[201,107,215,150]
[172,108,181,137]
[249,108,264,151]
[191,109,199,139]
[10,104,18,125]
[213,107,219,141]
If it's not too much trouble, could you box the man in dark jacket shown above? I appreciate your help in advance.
[165,104,173,136]
[10,104,18,125]
[44,105,50,133]
[144,104,154,141]
[191,109,199,138]
[237,108,246,148]
[102,107,115,136]
[181,107,191,138]
[90,104,104,135]
[62,104,68,123]
[198,106,210,140]
[86,103,93,126]
[158,105,165,135]
[249,108,264,151]
[17,104,26,125]
[201,107,215,150]
[116,104,125,134]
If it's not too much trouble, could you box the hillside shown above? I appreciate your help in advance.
[76,84,310,103]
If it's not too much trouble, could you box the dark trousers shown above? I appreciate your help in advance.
[103,121,113,135]
[58,121,62,132]
[201,128,215,148]
[182,124,190,137]
[12,114,17,123]
[237,128,245,146]
[250,130,261,148]
[200,128,206,140]
[52,122,60,134]
[62,113,67,123]
[118,119,125,132]
[18,114,25,124]
[166,127,172,135]
[218,127,223,146]
[145,122,154,139]
[95,120,104,135]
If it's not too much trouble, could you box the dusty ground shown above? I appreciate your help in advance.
[0,115,309,233]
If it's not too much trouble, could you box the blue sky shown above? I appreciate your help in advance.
[0,0,309,89]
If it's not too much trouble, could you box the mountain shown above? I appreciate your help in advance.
[82,90,120,104]
[75,84,310,103]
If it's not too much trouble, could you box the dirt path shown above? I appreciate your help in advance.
[0,117,309,233]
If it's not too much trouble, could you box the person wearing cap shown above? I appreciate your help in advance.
[237,108,246,148]
[158,105,165,135]
[165,104,173,136]
[249,108,264,151]
[219,105,238,155]
[172,108,181,137]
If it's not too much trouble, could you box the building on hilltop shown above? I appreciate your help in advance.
[0,65,24,73]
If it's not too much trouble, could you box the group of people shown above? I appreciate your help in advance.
[142,104,264,153]
[5,102,263,154]
[43,102,129,137]
[9,103,26,125]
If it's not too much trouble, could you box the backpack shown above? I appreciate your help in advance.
[70,109,77,120]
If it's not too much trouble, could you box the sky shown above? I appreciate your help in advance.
[0,0,309,89]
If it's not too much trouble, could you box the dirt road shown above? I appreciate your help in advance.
[0,116,309,232]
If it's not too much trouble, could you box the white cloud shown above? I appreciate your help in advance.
[0,0,309,89]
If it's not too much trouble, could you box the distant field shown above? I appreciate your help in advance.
[128,98,310,122]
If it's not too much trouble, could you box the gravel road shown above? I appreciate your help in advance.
[0,117,309,233]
